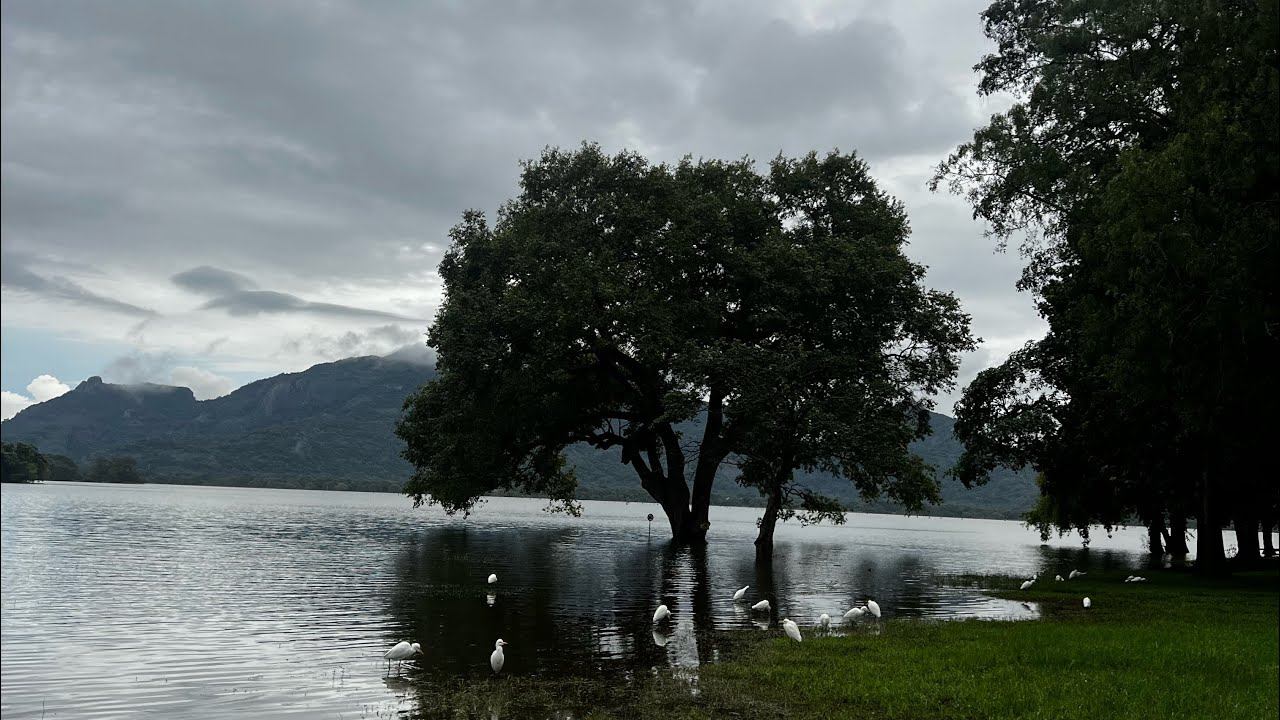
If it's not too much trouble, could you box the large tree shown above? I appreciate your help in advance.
[398,146,973,543]
[934,0,1279,570]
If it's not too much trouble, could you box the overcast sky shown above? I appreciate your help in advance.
[1,0,1044,420]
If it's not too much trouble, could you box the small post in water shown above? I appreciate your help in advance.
[647,513,654,540]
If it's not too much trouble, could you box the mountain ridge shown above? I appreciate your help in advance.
[1,355,1037,517]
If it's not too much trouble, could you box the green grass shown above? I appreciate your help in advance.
[406,569,1279,719]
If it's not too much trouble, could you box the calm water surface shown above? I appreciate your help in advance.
[3,482,1163,718]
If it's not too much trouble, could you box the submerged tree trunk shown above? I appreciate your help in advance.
[1167,513,1191,556]
[1146,518,1165,555]
[754,458,792,562]
[1196,472,1226,574]
[1233,511,1260,564]
[754,482,783,562]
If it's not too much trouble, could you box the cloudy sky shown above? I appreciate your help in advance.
[1,0,1043,420]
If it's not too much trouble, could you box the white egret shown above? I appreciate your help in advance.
[490,639,508,673]
[867,600,882,618]
[818,613,831,629]
[1020,580,1034,590]
[782,618,803,642]
[1055,575,1064,582]
[1123,575,1134,583]
[1068,569,1085,579]
[383,641,423,673]
[751,599,771,613]
[488,573,498,585]
[1082,597,1092,608]
[653,604,671,622]
[733,586,750,601]
[843,606,865,621]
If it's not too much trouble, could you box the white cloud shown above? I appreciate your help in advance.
[169,366,236,400]
[2,390,34,420]
[2,374,72,420]
[26,373,70,402]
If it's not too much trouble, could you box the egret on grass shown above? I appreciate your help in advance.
[867,600,882,618]
[383,641,422,673]
[653,604,671,622]
[1020,580,1034,590]
[490,639,508,673]
[782,618,803,643]
[733,586,750,601]
[843,606,865,621]
[1055,575,1064,582]
[1069,569,1085,579]
[1082,597,1092,608]
[488,573,498,584]
[818,613,831,630]
[751,599,770,613]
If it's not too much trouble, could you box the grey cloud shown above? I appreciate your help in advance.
[700,19,906,125]
[1,254,156,317]
[2,0,1030,409]
[279,324,425,361]
[172,266,256,296]
[102,351,177,385]
[201,290,413,321]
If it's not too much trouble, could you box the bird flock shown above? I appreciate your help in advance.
[650,584,885,645]
[383,572,510,676]
[1016,566,1151,609]
[384,563,1135,675]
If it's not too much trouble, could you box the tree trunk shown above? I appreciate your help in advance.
[754,481,783,562]
[1146,518,1165,555]
[1167,513,1190,556]
[1262,517,1276,557]
[1196,472,1226,574]
[1233,511,1260,564]
[753,455,795,562]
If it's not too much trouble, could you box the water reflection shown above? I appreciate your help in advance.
[1,482,1194,719]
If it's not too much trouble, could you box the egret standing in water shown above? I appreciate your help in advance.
[733,586,750,601]
[782,618,803,643]
[751,599,770,613]
[653,604,671,622]
[490,639,509,673]
[383,641,422,674]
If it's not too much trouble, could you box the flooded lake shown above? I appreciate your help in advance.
[2,481,1165,718]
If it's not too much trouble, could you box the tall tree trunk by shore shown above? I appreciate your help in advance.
[1233,511,1260,564]
[1196,472,1226,574]
[1167,513,1190,556]
[1146,518,1165,555]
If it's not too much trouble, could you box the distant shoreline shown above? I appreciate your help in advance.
[24,478,1027,521]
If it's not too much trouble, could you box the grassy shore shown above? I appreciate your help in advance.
[414,568,1279,719]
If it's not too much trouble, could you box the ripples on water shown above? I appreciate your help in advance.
[2,482,1155,718]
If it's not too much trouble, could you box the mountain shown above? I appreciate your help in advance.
[0,355,1037,517]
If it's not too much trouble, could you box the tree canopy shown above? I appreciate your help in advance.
[1,442,50,484]
[398,145,973,545]
[934,0,1279,569]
